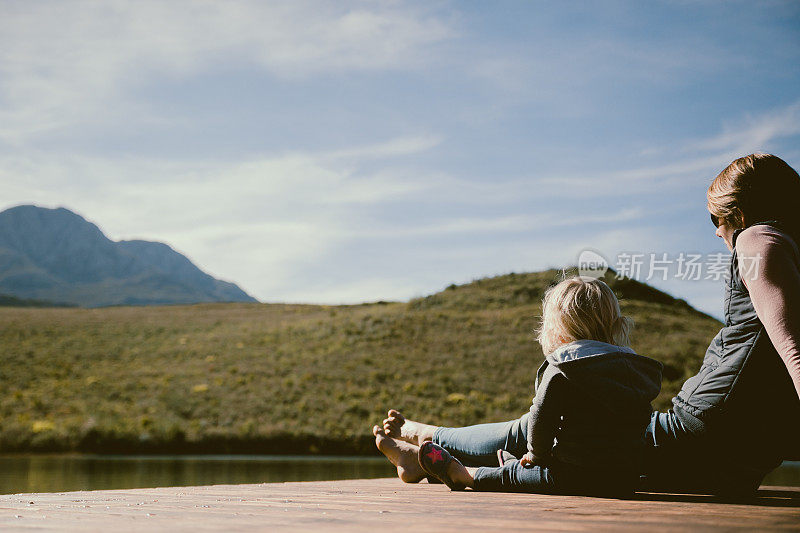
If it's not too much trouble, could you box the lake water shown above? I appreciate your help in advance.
[0,455,396,494]
[0,455,797,495]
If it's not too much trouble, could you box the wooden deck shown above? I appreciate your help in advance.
[1,478,799,532]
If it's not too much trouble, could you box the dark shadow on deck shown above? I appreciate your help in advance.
[632,488,800,508]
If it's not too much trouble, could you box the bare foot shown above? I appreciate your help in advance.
[382,409,437,446]
[373,425,426,483]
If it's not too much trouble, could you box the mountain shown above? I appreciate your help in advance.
[0,205,257,307]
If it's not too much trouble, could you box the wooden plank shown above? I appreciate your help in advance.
[0,478,798,532]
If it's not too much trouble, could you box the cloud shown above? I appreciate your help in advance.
[0,0,455,144]
[271,276,423,305]
[0,131,450,296]
[355,207,647,239]
[691,101,800,154]
[520,101,800,198]
[527,155,732,198]
[322,134,444,161]
[0,131,645,302]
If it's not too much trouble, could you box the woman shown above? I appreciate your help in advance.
[374,153,800,496]
[642,153,800,494]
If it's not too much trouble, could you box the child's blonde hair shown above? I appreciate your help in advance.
[536,276,632,355]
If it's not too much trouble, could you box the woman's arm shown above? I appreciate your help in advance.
[736,225,800,400]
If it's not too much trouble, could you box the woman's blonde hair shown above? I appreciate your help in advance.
[536,276,632,355]
[707,153,800,235]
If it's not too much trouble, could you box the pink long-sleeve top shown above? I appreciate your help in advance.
[736,224,800,401]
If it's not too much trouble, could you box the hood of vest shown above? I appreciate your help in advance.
[545,340,663,415]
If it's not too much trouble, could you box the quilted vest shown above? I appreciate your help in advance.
[672,222,800,462]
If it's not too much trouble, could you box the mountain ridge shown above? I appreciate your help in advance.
[0,205,257,307]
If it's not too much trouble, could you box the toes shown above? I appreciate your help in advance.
[387,409,406,423]
[373,425,385,437]
[382,416,400,437]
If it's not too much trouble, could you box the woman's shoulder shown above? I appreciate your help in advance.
[736,223,799,258]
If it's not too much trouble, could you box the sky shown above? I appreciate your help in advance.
[1,0,799,318]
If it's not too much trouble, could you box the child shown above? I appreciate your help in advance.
[417,276,663,495]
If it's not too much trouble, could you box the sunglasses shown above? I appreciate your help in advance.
[710,213,720,228]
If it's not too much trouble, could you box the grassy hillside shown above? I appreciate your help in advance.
[0,294,74,307]
[0,270,722,454]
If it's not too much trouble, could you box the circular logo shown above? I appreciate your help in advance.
[577,249,609,279]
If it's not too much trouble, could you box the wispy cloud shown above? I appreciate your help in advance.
[322,134,444,161]
[524,101,800,197]
[691,102,800,154]
[0,1,455,144]
[0,132,448,294]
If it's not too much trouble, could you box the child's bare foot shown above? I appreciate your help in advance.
[373,425,426,483]
[382,409,437,446]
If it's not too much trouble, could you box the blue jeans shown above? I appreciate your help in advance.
[641,410,776,495]
[434,410,777,495]
[433,413,636,495]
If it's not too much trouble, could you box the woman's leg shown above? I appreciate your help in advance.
[640,410,711,492]
[640,411,775,495]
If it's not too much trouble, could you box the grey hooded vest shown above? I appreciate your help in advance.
[672,222,800,461]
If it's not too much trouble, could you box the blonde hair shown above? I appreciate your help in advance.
[536,277,632,355]
[708,153,800,235]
